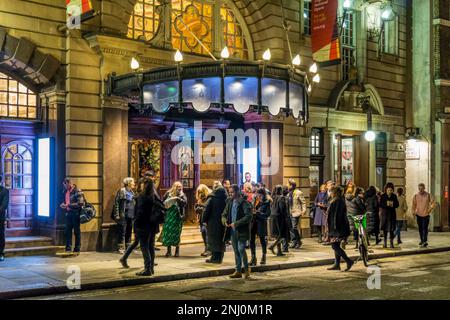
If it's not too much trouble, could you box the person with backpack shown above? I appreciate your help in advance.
[120,178,164,276]
[112,177,136,253]
[60,178,85,254]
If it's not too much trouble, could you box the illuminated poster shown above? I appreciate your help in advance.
[341,137,353,185]
[311,0,341,66]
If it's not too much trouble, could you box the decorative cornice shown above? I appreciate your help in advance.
[101,47,174,66]
[39,89,66,105]
[101,95,129,110]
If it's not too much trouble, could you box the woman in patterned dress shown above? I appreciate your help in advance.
[162,181,187,257]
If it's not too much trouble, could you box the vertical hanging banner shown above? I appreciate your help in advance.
[311,0,341,67]
[66,0,95,29]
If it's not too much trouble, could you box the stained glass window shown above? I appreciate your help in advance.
[127,0,249,59]
[0,73,37,119]
[127,0,161,41]
[2,143,33,189]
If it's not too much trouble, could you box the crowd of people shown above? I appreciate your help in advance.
[0,172,436,278]
[311,180,436,271]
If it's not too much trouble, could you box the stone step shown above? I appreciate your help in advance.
[4,246,65,257]
[5,236,53,249]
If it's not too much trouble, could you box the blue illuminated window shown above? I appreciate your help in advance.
[262,78,286,116]
[289,83,304,118]
[224,77,258,113]
[143,81,179,113]
[182,77,221,112]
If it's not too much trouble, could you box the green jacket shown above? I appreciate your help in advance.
[221,197,252,241]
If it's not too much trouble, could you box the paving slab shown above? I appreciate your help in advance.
[0,229,449,299]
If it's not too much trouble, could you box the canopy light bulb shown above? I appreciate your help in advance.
[312,73,320,83]
[309,62,318,74]
[174,50,183,62]
[262,49,271,61]
[308,84,312,93]
[292,54,301,66]
[130,57,140,70]
[221,46,230,59]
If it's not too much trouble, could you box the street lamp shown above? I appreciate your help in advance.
[381,2,395,21]
[364,130,376,142]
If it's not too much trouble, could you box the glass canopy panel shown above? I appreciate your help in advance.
[182,77,220,112]
[143,81,179,113]
[224,76,257,113]
[289,82,304,119]
[262,78,286,116]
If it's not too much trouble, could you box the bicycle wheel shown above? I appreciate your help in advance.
[359,243,369,267]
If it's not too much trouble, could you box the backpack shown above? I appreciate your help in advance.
[80,194,97,224]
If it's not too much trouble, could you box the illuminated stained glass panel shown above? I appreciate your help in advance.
[127,0,160,41]
[220,4,248,59]
[172,0,212,55]
[0,72,37,119]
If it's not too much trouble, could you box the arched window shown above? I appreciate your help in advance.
[2,143,33,189]
[0,72,37,119]
[127,0,250,59]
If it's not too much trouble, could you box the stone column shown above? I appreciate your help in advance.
[101,95,129,251]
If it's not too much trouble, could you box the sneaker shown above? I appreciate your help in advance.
[421,242,428,248]
[0,255,4,262]
[229,271,242,279]
[419,241,423,246]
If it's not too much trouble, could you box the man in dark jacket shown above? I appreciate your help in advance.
[202,186,228,264]
[222,184,252,279]
[60,178,85,254]
[0,176,9,261]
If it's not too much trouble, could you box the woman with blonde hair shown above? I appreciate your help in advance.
[162,181,187,257]
[195,184,212,257]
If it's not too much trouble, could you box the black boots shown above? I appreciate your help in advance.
[249,254,257,266]
[166,245,180,257]
[390,239,395,248]
[165,246,172,257]
[260,253,266,265]
[119,258,129,268]
[383,237,388,248]
[276,243,284,256]
[174,246,180,257]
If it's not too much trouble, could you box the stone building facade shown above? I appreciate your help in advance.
[0,0,447,251]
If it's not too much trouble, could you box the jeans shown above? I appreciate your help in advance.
[231,230,248,272]
[118,217,133,246]
[331,242,351,264]
[0,219,5,255]
[250,225,267,256]
[417,215,430,243]
[395,220,404,240]
[290,216,302,244]
[134,227,156,271]
[65,212,81,252]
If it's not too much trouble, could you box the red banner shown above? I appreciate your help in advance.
[311,0,341,67]
[66,0,95,25]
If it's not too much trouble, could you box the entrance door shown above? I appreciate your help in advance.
[1,138,34,237]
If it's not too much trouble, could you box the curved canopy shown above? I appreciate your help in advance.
[107,60,309,122]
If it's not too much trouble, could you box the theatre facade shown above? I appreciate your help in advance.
[0,0,448,252]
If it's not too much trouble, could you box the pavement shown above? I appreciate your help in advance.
[1,230,449,299]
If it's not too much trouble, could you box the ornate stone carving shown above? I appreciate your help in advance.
[149,0,173,50]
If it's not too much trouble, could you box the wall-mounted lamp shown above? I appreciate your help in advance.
[130,57,140,71]
[221,46,230,59]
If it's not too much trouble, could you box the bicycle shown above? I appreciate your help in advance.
[347,213,369,267]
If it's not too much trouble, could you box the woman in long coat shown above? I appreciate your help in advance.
[269,185,289,256]
[195,184,212,257]
[201,185,228,264]
[162,181,187,257]
[327,186,354,272]
[313,184,328,243]
[249,188,272,266]
[380,182,399,248]
[365,186,381,245]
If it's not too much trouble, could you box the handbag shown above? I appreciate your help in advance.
[80,195,97,224]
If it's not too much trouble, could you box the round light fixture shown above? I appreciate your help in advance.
[364,130,376,142]
[130,57,140,70]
